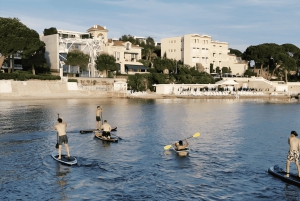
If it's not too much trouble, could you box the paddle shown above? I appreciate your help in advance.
[101,108,103,126]
[163,132,200,150]
[55,113,59,149]
[111,133,123,140]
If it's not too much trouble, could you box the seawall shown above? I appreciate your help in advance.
[0,80,114,100]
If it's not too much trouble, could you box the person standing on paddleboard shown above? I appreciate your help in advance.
[101,120,112,139]
[55,118,71,160]
[96,106,103,130]
[286,131,300,177]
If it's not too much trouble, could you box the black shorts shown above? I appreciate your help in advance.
[96,116,101,121]
[102,131,111,137]
[58,135,68,145]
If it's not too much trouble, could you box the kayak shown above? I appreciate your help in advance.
[268,165,300,187]
[94,132,118,142]
[171,144,189,156]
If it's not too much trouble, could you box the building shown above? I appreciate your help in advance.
[161,34,247,76]
[1,52,23,73]
[40,28,102,77]
[40,25,148,77]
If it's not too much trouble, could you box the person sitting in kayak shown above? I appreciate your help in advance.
[175,139,189,151]
[101,120,112,139]
[286,131,300,177]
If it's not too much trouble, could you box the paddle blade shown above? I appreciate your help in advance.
[193,132,200,138]
[164,145,172,150]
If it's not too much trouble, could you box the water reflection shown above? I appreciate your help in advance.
[284,184,300,201]
[56,163,71,201]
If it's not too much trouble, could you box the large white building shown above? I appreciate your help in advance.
[40,25,148,77]
[161,34,247,76]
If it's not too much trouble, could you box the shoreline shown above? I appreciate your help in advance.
[0,91,294,101]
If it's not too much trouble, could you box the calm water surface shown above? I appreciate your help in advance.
[1,98,300,201]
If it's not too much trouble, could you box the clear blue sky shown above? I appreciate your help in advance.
[0,0,299,52]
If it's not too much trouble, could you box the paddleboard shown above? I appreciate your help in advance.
[94,132,118,142]
[268,165,300,187]
[51,152,77,165]
[80,126,117,134]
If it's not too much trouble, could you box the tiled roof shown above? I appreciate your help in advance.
[87,25,107,32]
[107,39,142,48]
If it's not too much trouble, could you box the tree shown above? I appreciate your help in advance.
[43,27,58,36]
[21,44,47,75]
[222,67,229,74]
[65,50,89,72]
[229,48,242,57]
[127,74,147,91]
[141,37,156,60]
[119,34,139,45]
[242,43,298,81]
[153,57,176,73]
[95,53,117,77]
[0,17,45,71]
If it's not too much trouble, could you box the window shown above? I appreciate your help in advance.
[126,43,130,50]
[117,52,120,61]
[192,57,199,62]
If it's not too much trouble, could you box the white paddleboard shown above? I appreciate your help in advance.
[51,152,77,165]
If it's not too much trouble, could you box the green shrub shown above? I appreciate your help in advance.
[0,73,17,79]
[0,72,60,81]
[68,79,77,82]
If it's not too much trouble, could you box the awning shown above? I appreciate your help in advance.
[125,65,149,70]
[216,80,239,85]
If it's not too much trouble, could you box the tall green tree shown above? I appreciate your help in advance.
[65,50,89,71]
[21,44,47,75]
[229,48,242,57]
[95,53,117,77]
[242,43,298,81]
[141,37,156,60]
[0,17,45,71]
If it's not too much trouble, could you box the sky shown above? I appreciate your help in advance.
[0,0,299,52]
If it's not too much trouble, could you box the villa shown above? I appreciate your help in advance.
[40,25,149,78]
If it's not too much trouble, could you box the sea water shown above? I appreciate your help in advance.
[0,98,300,201]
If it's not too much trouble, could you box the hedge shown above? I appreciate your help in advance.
[0,72,60,81]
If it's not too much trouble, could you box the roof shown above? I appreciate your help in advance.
[107,40,142,48]
[87,25,108,32]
